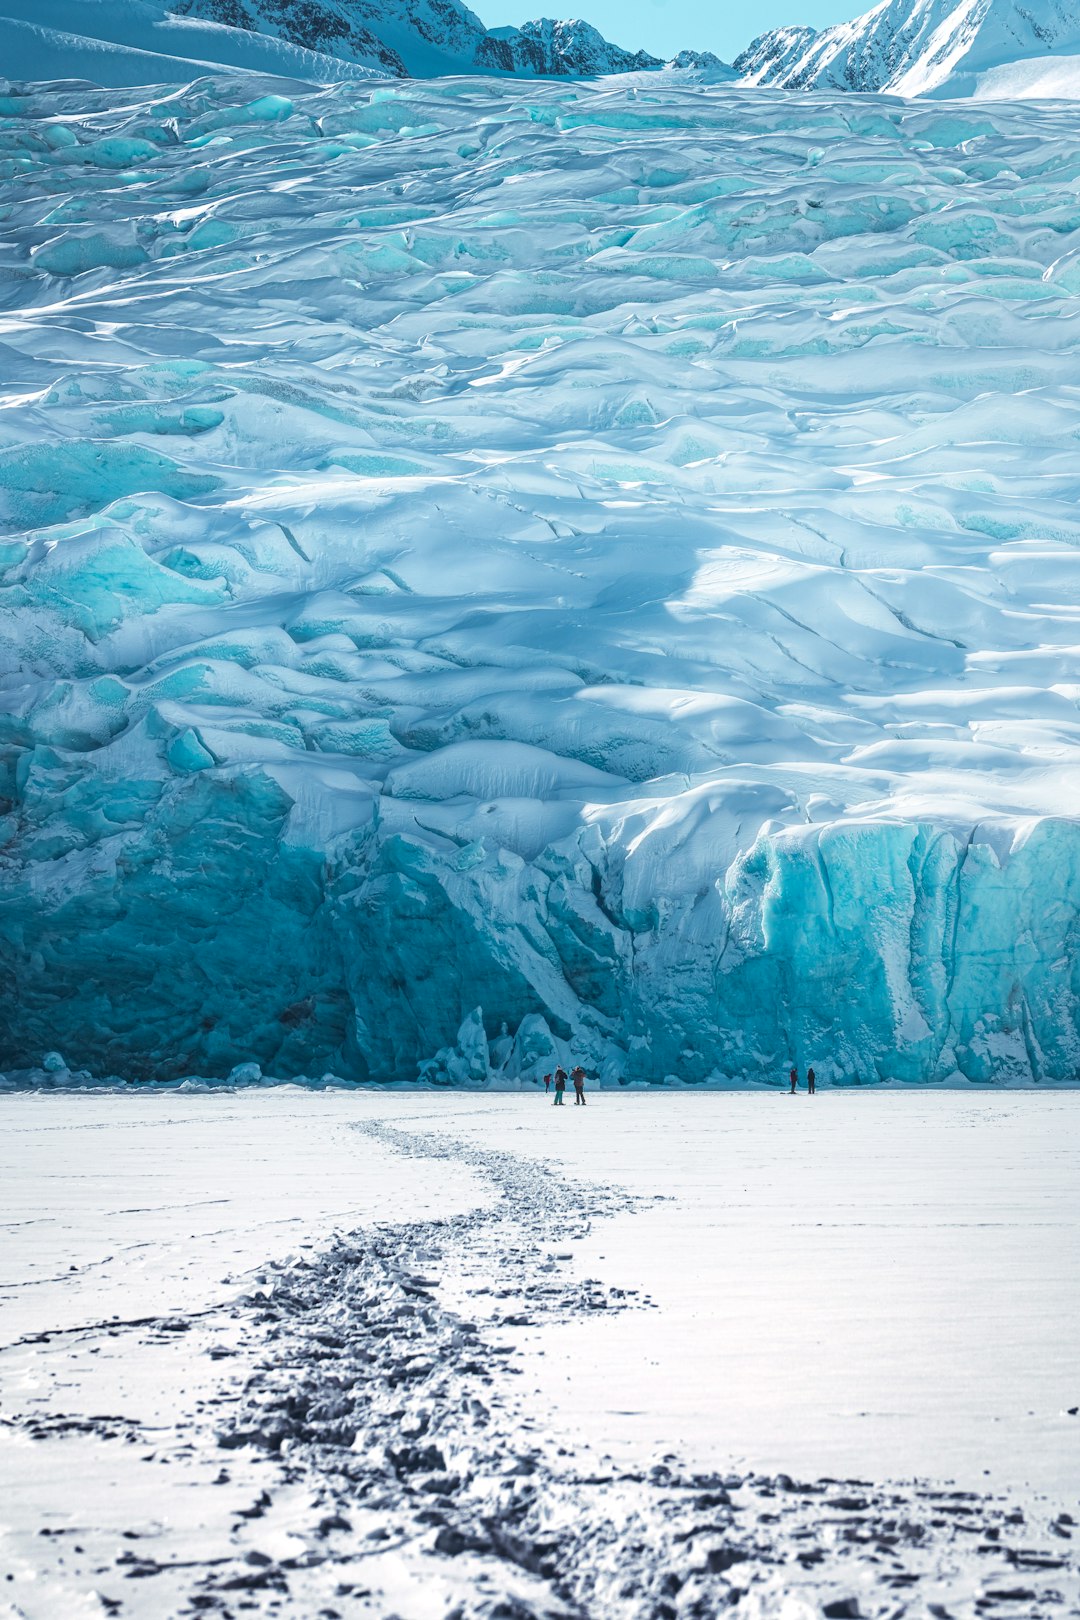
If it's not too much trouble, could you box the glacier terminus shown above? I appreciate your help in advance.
[1,72,1080,1088]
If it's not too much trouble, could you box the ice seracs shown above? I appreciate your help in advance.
[2,75,1080,1087]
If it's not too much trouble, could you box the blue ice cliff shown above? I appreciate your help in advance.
[1,76,1079,1086]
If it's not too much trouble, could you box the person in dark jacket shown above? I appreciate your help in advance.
[543,1072,552,1094]
[571,1065,587,1105]
[553,1067,567,1105]
[789,1066,798,1094]
[807,1066,816,1094]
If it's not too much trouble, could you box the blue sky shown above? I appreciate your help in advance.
[478,0,856,62]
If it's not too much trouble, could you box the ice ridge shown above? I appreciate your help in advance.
[1,76,1079,1086]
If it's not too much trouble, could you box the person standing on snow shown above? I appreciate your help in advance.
[807,1066,816,1095]
[553,1067,567,1106]
[789,1065,798,1094]
[543,1073,552,1094]
[571,1065,587,1105]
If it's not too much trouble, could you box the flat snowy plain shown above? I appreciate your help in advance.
[2,1089,1078,1618]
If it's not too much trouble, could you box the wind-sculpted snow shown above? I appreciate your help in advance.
[1,75,1079,1086]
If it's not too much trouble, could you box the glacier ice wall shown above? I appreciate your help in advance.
[1,75,1079,1084]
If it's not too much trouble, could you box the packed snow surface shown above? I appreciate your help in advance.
[1,75,1080,1085]
[423,1090,1080,1494]
[1,1090,1079,1619]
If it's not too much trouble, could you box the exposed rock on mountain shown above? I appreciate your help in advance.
[174,0,663,75]
[174,0,484,75]
[664,48,735,74]
[735,0,1080,97]
[0,0,685,84]
[173,0,410,72]
[476,17,660,74]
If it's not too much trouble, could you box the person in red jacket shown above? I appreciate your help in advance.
[571,1065,587,1105]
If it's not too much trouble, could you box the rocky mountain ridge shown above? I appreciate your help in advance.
[735,0,1080,96]
[4,0,1078,95]
[171,0,671,76]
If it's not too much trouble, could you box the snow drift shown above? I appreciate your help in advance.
[1,75,1079,1086]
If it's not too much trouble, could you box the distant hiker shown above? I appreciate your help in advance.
[543,1073,552,1094]
[789,1066,798,1094]
[807,1067,816,1095]
[571,1065,587,1105]
[553,1067,567,1106]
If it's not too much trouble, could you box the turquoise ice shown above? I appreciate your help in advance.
[1,75,1079,1085]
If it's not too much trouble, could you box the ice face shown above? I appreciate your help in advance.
[1,76,1079,1086]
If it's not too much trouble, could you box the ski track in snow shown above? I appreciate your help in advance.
[2,75,1080,1086]
[3,1109,1079,1620]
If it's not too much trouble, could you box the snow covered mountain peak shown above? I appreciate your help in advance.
[0,0,680,84]
[735,0,1080,96]
[477,16,661,74]
[173,0,492,76]
[665,48,735,74]
[173,0,669,76]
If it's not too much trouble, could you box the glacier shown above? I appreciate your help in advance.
[1,73,1080,1087]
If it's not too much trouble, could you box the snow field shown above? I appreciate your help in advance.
[1,1091,1078,1619]
[0,1095,492,1616]
[1,76,1080,1085]
[0,1090,491,1339]
[399,1089,1080,1495]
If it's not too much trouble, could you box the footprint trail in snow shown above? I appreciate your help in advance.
[3,1117,1077,1619]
